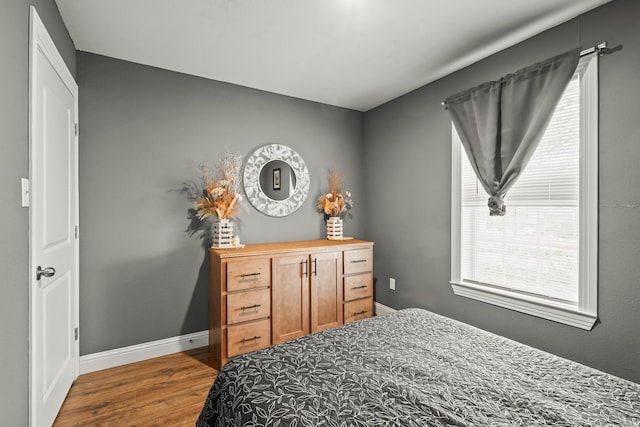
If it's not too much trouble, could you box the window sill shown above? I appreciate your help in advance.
[450,281,597,330]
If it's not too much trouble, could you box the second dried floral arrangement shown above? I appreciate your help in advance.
[317,170,354,219]
[195,152,243,248]
[317,170,353,240]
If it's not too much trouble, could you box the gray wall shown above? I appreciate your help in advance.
[363,0,640,383]
[0,1,76,425]
[77,52,364,355]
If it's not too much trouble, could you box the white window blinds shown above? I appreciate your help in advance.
[460,75,580,303]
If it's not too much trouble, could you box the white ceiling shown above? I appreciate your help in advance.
[55,0,610,112]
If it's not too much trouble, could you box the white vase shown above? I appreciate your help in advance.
[212,218,234,248]
[326,216,343,240]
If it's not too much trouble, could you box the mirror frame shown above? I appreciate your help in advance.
[243,144,310,217]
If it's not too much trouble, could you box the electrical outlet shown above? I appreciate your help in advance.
[389,278,396,291]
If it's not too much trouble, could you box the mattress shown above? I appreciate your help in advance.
[196,308,640,426]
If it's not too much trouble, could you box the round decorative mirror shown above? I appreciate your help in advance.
[243,144,310,217]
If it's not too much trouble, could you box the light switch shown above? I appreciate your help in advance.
[21,178,30,207]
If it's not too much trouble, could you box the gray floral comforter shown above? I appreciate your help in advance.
[196,309,640,426]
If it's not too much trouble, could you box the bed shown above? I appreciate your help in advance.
[196,308,640,426]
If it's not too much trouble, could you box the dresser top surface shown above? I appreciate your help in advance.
[209,239,373,259]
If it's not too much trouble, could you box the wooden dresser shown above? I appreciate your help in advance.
[209,239,374,370]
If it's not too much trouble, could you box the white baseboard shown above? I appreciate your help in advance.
[79,330,209,375]
[374,301,397,316]
[80,305,396,374]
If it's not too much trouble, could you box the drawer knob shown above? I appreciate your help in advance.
[240,335,261,344]
[353,310,368,316]
[241,304,261,310]
[351,285,367,290]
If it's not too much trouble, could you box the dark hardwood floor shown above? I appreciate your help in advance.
[53,347,217,426]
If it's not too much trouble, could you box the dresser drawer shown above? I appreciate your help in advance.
[227,288,271,325]
[227,258,270,292]
[343,248,373,275]
[344,273,373,301]
[227,318,271,358]
[344,298,373,324]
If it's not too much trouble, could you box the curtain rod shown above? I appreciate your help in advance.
[578,42,608,58]
[440,42,608,108]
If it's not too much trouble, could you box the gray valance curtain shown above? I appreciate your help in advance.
[446,48,580,215]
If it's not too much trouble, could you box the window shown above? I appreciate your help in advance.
[450,53,598,329]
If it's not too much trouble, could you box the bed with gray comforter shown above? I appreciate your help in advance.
[196,308,640,426]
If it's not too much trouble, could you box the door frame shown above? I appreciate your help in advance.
[28,6,79,425]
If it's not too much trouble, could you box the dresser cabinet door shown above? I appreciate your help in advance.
[272,255,310,344]
[310,251,343,333]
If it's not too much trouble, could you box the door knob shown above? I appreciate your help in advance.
[36,266,56,280]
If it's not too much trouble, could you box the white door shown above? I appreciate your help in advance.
[29,7,79,427]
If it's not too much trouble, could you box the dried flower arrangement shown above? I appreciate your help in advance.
[195,152,243,220]
[317,170,353,220]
